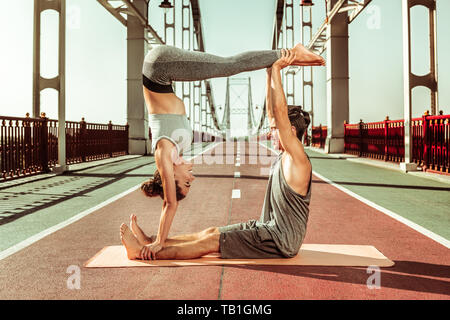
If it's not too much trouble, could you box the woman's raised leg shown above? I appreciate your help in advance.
[143,45,282,84]
[143,44,325,85]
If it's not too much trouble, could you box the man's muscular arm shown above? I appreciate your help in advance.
[270,50,309,166]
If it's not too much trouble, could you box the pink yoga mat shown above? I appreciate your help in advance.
[84,244,395,268]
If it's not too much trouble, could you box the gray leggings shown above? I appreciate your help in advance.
[142,45,281,85]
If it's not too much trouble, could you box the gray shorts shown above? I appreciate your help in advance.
[218,220,285,259]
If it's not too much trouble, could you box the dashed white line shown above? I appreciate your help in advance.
[232,189,241,199]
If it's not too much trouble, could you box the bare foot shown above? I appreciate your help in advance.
[290,43,326,66]
[120,223,143,260]
[130,214,154,246]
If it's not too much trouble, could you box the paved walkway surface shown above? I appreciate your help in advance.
[0,141,448,299]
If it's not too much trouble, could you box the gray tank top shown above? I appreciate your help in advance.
[258,152,312,257]
[148,114,193,155]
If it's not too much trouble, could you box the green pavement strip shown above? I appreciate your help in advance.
[305,148,450,240]
[0,142,212,251]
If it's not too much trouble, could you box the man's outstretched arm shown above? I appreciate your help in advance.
[270,50,309,165]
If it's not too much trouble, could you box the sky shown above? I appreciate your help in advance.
[0,0,449,137]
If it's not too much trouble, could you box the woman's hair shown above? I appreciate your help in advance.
[141,169,186,201]
[287,105,311,140]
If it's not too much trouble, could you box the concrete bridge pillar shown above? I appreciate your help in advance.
[325,0,349,154]
[127,0,151,155]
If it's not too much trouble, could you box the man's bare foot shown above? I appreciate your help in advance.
[130,214,154,246]
[120,223,144,260]
[290,43,326,66]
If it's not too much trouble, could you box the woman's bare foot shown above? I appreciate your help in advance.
[120,223,144,260]
[130,214,154,246]
[290,43,325,66]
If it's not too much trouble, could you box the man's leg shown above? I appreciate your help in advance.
[130,214,217,246]
[121,223,220,260]
[155,232,220,260]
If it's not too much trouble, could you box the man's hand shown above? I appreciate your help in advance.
[273,49,296,71]
[140,242,163,260]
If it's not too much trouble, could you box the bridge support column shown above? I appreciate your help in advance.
[127,0,150,155]
[324,0,349,154]
[401,0,437,172]
[33,0,67,172]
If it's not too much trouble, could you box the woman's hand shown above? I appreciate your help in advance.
[140,242,163,260]
[273,48,296,71]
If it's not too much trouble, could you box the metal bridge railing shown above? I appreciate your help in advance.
[311,125,327,149]
[0,113,129,180]
[1,114,48,179]
[343,112,449,174]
